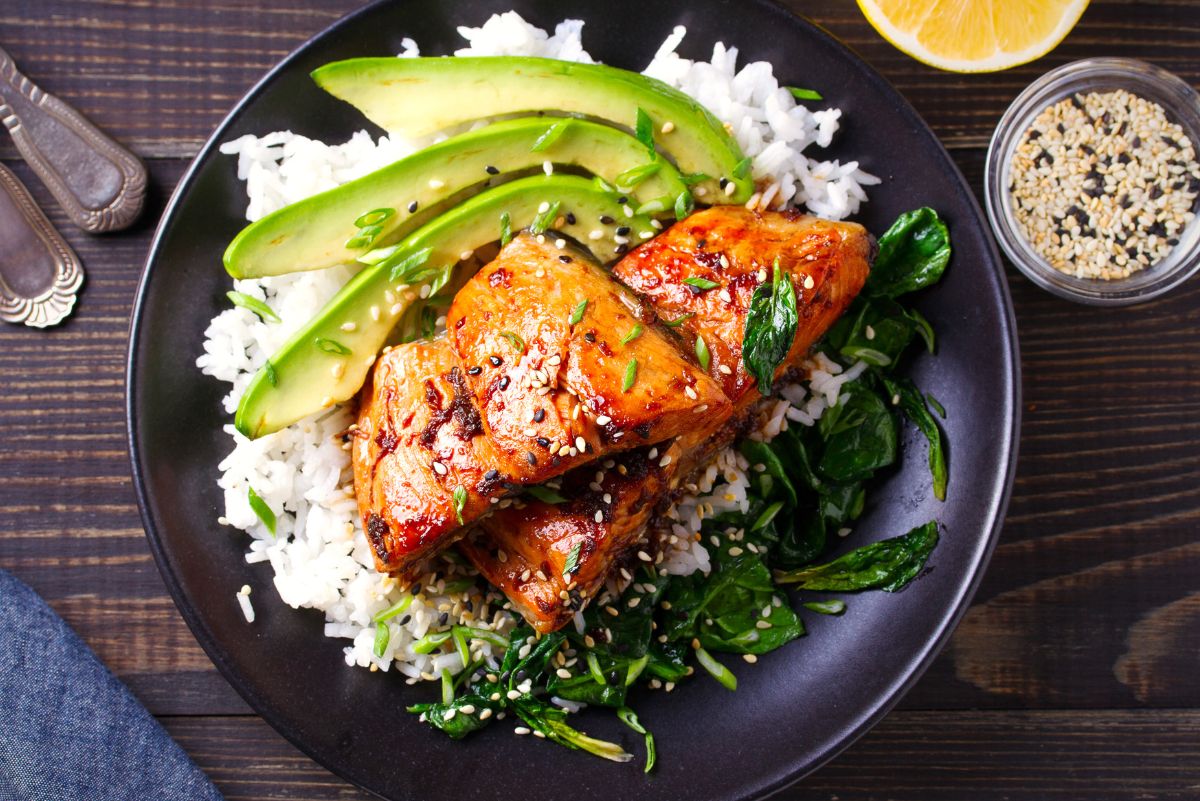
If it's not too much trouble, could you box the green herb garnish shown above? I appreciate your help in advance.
[387,246,433,283]
[622,359,638,392]
[663,313,694,327]
[226,291,281,323]
[615,161,662,190]
[674,190,695,221]
[569,299,588,326]
[530,119,571,152]
[373,621,390,658]
[617,707,656,773]
[562,542,583,579]
[742,258,798,395]
[355,207,395,228]
[452,486,467,525]
[694,335,711,371]
[247,487,276,536]
[263,360,278,387]
[526,485,568,504]
[683,276,719,290]
[373,595,413,623]
[732,156,753,180]
[499,331,526,352]
[620,324,644,344]
[500,211,513,247]
[681,172,712,186]
[803,600,846,615]
[530,201,562,235]
[694,646,737,690]
[634,107,655,155]
[314,337,351,356]
[787,86,823,101]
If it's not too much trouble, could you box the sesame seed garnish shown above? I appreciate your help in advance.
[718,289,733,303]
[594,510,603,523]
[728,546,743,556]
[724,181,737,197]
[575,436,587,452]
[661,121,676,134]
[1011,88,1200,280]
[718,364,733,375]
[369,305,380,321]
[659,454,673,467]
[460,250,474,261]
[543,161,554,176]
[407,200,418,213]
[756,620,772,629]
[485,165,499,175]
[595,415,611,426]
[803,274,815,290]
[588,229,604,240]
[340,321,357,332]
[537,201,551,214]
[684,385,698,400]
[432,461,447,475]
[330,362,345,379]
[743,654,758,664]
[636,550,652,562]
[428,178,444,189]
[623,205,634,218]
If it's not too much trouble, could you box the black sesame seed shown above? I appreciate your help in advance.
[533,409,545,422]
[565,212,576,225]
[615,243,628,255]
[599,215,615,225]
[559,255,572,263]
[1132,136,1142,149]
[407,200,418,213]
[499,376,510,391]
[398,614,411,626]
[526,452,537,466]
[467,365,482,376]
[515,669,528,682]
[616,225,631,236]
[484,469,500,480]
[719,177,729,188]
[489,355,503,367]
[438,612,449,626]
[1149,185,1164,200]
[485,165,500,175]
[536,437,550,447]
[617,196,628,204]
[584,332,596,343]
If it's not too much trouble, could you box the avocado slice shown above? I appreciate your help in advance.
[234,174,658,439]
[224,117,687,280]
[311,56,753,205]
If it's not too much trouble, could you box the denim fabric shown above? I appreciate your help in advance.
[0,569,223,801]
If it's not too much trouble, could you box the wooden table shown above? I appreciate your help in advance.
[1,1,1197,798]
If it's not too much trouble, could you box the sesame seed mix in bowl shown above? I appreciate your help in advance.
[200,11,953,767]
[1010,89,1200,280]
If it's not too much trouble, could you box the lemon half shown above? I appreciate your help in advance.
[857,0,1090,73]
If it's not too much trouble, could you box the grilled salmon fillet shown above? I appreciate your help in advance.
[613,207,873,404]
[463,208,872,631]
[446,233,731,484]
[352,338,505,577]
[459,447,671,633]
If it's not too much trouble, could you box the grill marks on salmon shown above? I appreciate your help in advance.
[463,209,872,631]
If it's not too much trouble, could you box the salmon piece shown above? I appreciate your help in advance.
[459,447,670,633]
[612,207,872,403]
[467,209,873,631]
[446,232,731,486]
[352,338,506,577]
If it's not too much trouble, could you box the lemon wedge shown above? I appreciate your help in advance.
[857,0,1089,73]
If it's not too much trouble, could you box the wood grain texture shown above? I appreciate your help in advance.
[0,0,1198,798]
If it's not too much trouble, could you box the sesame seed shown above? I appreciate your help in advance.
[659,454,673,467]
[595,415,611,426]
[407,200,418,213]
[594,510,603,523]
[485,165,499,175]
[724,181,737,196]
[803,274,815,290]
[637,550,652,562]
[460,250,474,261]
[756,620,772,629]
[743,654,758,664]
[369,305,380,321]
[684,385,698,400]
[589,229,604,240]
[514,725,530,734]
[340,321,357,332]
[556,668,571,679]
[718,289,733,303]
[432,461,447,475]
[661,121,675,134]
[330,362,345,379]
[718,364,733,375]
[865,325,876,340]
[428,178,444,189]
[543,161,554,176]
[537,201,551,214]
[575,436,587,452]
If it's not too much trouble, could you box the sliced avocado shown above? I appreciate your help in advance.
[311,56,753,205]
[235,174,658,439]
[224,117,686,280]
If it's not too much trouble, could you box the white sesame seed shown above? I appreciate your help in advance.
[724,181,737,196]
[514,725,530,734]
[369,305,380,321]
[594,510,603,523]
[803,275,815,290]
[340,321,357,332]
[589,229,604,240]
[537,201,551,214]
[595,415,611,426]
[543,161,554,176]
[661,121,675,134]
[576,436,586,452]
[330,362,345,379]
[428,178,444,189]
[637,550,652,562]
[432,461,448,475]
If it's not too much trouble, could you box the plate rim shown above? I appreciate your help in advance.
[125,1,1022,797]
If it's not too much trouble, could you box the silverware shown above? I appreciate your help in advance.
[0,162,83,327]
[0,44,146,233]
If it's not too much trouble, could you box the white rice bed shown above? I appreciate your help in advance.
[199,13,876,680]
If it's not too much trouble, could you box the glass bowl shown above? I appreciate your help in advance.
[985,57,1200,305]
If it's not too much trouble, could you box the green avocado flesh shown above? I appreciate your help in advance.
[224,117,689,280]
[234,175,658,439]
[311,56,753,205]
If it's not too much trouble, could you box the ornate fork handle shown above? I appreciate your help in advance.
[0,44,146,233]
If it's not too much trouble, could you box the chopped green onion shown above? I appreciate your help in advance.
[804,599,846,616]
[373,622,390,658]
[927,393,946,419]
[357,223,383,240]
[387,246,433,283]
[562,542,583,579]
[622,359,638,393]
[451,625,471,668]
[620,324,644,344]
[752,500,785,531]
[695,646,737,690]
[358,244,399,265]
[530,119,571,152]
[499,331,526,352]
[841,346,892,367]
[635,107,655,154]
[787,86,824,101]
[663,313,695,327]
[426,263,454,298]
[593,176,616,194]
[314,337,351,356]
[355,207,395,228]
[634,196,670,216]
[674,189,695,221]
[617,707,656,774]
[624,655,649,686]
[695,335,711,371]
[615,161,662,190]
[733,156,753,180]
[442,578,476,594]
[681,172,712,186]
[455,626,509,648]
[413,630,453,654]
[263,360,278,387]
[499,211,513,247]
[586,651,606,685]
[247,487,276,536]
[372,594,413,623]
[344,233,375,250]
[683,276,719,290]
[441,669,455,705]
[569,299,588,326]
[452,486,467,525]
[226,291,281,323]
[530,201,562,235]
[526,485,568,504]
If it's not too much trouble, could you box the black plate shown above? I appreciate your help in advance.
[127,1,1020,799]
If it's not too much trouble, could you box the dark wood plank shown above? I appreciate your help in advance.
[1,0,1198,157]
[162,710,1200,801]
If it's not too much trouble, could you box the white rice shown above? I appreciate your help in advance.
[200,13,876,680]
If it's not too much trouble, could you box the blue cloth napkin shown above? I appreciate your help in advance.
[0,569,224,801]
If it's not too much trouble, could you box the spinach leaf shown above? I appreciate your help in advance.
[776,510,825,569]
[866,207,951,299]
[511,695,632,762]
[406,690,503,739]
[775,521,939,592]
[817,382,897,482]
[837,298,917,369]
[743,260,798,395]
[883,377,948,501]
[739,439,797,507]
[645,640,690,682]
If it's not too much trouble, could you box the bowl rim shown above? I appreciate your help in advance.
[984,56,1200,306]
